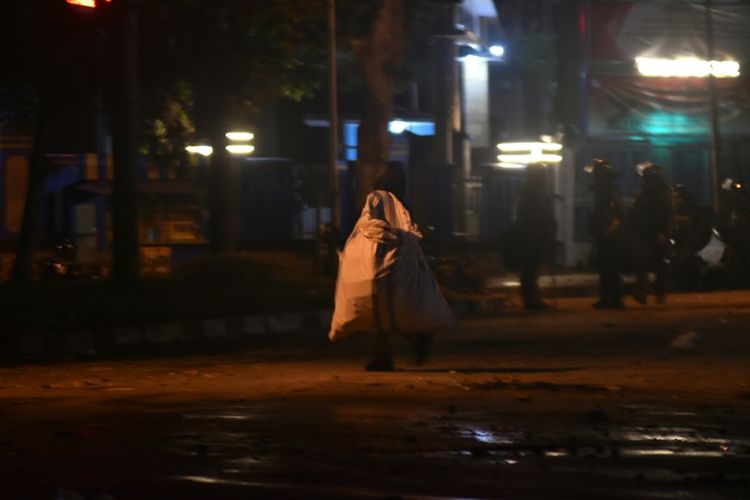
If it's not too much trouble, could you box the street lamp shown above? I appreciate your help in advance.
[488,45,504,58]
[635,57,740,78]
[496,140,563,169]
[185,145,213,157]
[65,0,111,7]
[633,1,731,212]
[225,130,255,155]
[186,131,256,157]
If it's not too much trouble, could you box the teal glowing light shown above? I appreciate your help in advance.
[641,112,707,135]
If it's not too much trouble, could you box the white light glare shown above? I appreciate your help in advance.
[497,162,526,169]
[489,45,505,58]
[460,54,482,64]
[636,57,740,78]
[389,120,407,134]
[226,145,255,155]
[497,154,563,163]
[225,131,255,141]
[496,141,563,165]
[185,145,213,156]
[497,142,563,152]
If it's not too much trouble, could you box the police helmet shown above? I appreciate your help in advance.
[636,161,661,177]
[584,158,619,182]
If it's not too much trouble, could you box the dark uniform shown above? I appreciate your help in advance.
[719,178,750,288]
[671,185,713,291]
[630,162,675,303]
[587,159,625,309]
[514,163,557,310]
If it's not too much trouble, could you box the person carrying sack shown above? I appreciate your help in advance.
[329,165,457,371]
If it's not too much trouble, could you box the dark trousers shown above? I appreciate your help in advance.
[599,265,623,304]
[635,236,670,300]
[596,239,623,305]
[520,263,542,307]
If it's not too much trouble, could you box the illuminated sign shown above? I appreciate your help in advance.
[635,57,740,78]
[496,141,563,168]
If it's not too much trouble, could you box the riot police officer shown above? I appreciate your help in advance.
[719,178,750,287]
[586,159,625,309]
[630,162,676,303]
[671,184,714,290]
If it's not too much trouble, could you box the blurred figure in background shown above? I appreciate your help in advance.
[671,184,714,291]
[630,162,676,304]
[513,163,557,310]
[719,178,750,288]
[586,159,625,309]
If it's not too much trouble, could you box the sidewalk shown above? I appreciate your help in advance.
[486,272,599,297]
[2,272,612,363]
[2,287,512,363]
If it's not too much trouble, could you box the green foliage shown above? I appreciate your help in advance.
[140,0,328,134]
[142,82,195,168]
[330,0,446,98]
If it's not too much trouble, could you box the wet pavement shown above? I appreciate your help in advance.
[1,292,749,499]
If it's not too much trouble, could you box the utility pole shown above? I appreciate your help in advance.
[705,0,722,213]
[112,0,140,285]
[327,0,340,234]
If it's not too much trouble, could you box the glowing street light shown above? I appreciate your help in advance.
[496,140,563,168]
[185,145,213,156]
[635,57,740,78]
[225,144,255,155]
[225,131,254,142]
[224,130,255,155]
[187,130,255,156]
[65,0,111,7]
[388,120,407,134]
[489,45,505,58]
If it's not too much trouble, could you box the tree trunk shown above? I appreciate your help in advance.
[354,0,406,209]
[112,0,141,286]
[11,90,51,283]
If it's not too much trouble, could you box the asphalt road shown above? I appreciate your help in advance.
[1,292,749,500]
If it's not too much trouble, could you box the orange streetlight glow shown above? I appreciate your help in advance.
[65,0,111,7]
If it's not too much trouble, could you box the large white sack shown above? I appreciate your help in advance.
[329,190,457,342]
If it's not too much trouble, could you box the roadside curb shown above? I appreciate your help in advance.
[447,293,510,316]
[4,296,507,363]
[6,309,333,362]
